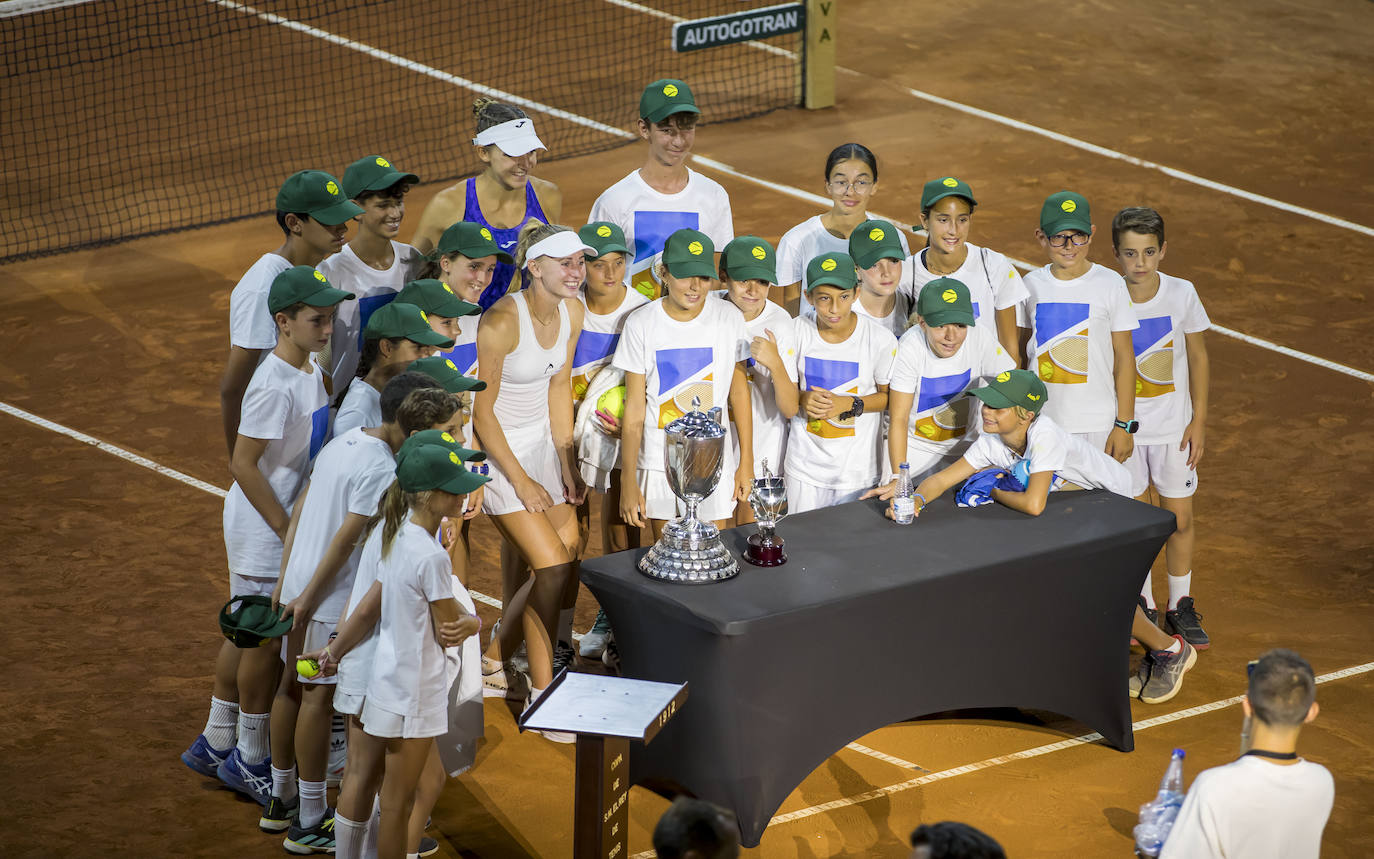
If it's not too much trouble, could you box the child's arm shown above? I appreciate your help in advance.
[750,330,800,419]
[1016,325,1033,370]
[885,389,914,484]
[908,458,977,516]
[1182,330,1209,469]
[995,308,1021,367]
[305,580,381,675]
[778,282,802,317]
[1106,330,1136,462]
[429,596,480,648]
[618,371,649,528]
[219,347,264,459]
[728,361,755,503]
[272,482,311,606]
[281,512,371,627]
[991,470,1057,517]
[551,306,587,505]
[230,435,291,538]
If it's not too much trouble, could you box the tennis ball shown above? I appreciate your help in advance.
[598,385,627,420]
[296,657,321,679]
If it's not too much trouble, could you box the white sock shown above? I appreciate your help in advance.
[203,696,239,750]
[271,764,297,802]
[1163,638,1182,655]
[362,794,381,857]
[236,712,271,764]
[1168,572,1192,610]
[407,853,421,859]
[298,779,327,829]
[1140,572,1156,610]
[333,812,367,859]
[558,608,574,646]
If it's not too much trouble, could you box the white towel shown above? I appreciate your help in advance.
[575,365,626,493]
[439,576,484,777]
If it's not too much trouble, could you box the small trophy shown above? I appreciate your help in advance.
[744,459,788,567]
[638,398,740,584]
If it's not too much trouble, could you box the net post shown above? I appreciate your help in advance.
[803,0,836,109]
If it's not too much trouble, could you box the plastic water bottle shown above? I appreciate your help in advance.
[1133,748,1186,857]
[892,462,915,524]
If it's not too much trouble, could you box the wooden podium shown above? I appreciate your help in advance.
[519,672,689,859]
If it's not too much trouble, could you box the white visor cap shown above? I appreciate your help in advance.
[472,118,546,157]
[525,231,596,267]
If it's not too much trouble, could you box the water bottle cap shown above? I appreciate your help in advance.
[1172,748,1185,757]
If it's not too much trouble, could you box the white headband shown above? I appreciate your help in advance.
[472,118,546,156]
[525,231,596,267]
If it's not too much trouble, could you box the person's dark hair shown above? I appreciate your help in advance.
[824,142,878,183]
[646,112,699,130]
[473,96,528,135]
[273,301,310,321]
[379,371,442,425]
[1111,206,1166,250]
[1248,648,1317,727]
[909,821,1006,859]
[354,336,408,380]
[276,210,311,236]
[652,797,740,859]
[395,387,458,435]
[355,178,414,207]
[920,194,977,220]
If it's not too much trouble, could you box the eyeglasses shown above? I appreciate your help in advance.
[827,179,872,194]
[1046,232,1091,248]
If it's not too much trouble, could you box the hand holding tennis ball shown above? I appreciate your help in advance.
[595,385,626,437]
[296,657,321,679]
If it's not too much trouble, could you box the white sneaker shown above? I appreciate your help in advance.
[579,609,612,658]
[482,657,528,700]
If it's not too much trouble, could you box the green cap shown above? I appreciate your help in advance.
[396,279,481,319]
[662,228,717,279]
[718,236,777,284]
[395,441,492,495]
[363,302,455,348]
[968,369,1049,414]
[921,176,978,210]
[219,595,293,648]
[640,78,700,123]
[579,222,632,258]
[341,155,419,200]
[804,252,858,292]
[398,429,486,464]
[406,356,487,394]
[1040,190,1092,236]
[848,219,905,269]
[917,277,976,327]
[268,266,355,314]
[275,170,364,225]
[433,221,515,264]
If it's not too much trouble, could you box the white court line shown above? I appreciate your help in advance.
[217,0,1372,384]
[630,661,1374,856]
[692,155,1374,385]
[0,0,96,18]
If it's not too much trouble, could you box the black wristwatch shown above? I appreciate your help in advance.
[839,395,864,421]
[1114,418,1139,434]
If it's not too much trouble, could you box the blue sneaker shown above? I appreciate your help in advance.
[216,747,273,806]
[181,734,232,778]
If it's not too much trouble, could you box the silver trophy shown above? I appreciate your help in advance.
[638,398,740,583]
[744,459,789,566]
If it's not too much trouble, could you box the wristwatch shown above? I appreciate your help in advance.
[470,463,490,475]
[1113,418,1139,434]
[839,395,864,421]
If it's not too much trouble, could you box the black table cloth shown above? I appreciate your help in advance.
[579,491,1175,846]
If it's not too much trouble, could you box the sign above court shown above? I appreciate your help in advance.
[672,2,804,52]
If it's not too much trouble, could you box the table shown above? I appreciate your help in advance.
[579,490,1175,847]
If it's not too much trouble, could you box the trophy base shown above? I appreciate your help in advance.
[744,532,787,567]
[638,517,739,584]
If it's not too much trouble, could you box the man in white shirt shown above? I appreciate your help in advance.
[1161,649,1334,859]
[589,79,734,299]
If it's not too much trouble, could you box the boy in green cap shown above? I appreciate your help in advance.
[716,236,797,494]
[863,277,1015,496]
[222,170,362,458]
[893,368,1196,701]
[784,252,897,514]
[394,278,482,343]
[334,302,455,438]
[614,228,753,533]
[185,266,354,801]
[849,218,912,337]
[590,79,734,299]
[318,155,425,391]
[1017,190,1139,463]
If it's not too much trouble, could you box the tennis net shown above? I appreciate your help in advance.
[1,0,802,263]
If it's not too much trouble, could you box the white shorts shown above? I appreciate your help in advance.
[482,434,565,516]
[640,467,737,524]
[279,618,339,686]
[228,573,275,599]
[360,699,446,739]
[1125,442,1198,499]
[785,478,867,515]
[333,689,365,717]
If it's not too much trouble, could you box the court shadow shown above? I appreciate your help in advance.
[1103,805,1139,839]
